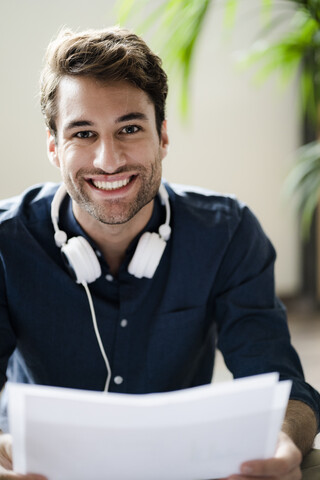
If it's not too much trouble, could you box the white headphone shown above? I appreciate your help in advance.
[51,183,171,283]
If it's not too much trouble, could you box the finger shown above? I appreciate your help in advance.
[239,437,302,477]
[275,436,302,466]
[228,470,302,480]
[239,458,300,477]
[0,474,47,480]
[0,456,12,470]
[0,467,47,480]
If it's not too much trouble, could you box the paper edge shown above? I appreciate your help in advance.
[8,383,27,473]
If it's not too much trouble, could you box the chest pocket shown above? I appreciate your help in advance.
[147,305,210,391]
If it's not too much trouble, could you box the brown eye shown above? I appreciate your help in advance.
[75,131,94,138]
[122,125,140,134]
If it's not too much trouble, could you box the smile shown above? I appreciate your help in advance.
[91,177,133,191]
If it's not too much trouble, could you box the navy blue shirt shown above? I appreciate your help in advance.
[0,182,319,431]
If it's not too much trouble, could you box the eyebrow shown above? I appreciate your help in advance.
[115,112,148,123]
[64,120,94,132]
[64,112,148,132]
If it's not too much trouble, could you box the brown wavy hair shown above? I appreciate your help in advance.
[40,27,168,137]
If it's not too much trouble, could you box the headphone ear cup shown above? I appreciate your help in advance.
[61,236,101,284]
[128,232,167,279]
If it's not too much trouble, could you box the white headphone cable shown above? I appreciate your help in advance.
[81,281,112,392]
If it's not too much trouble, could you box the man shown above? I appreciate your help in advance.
[0,27,319,479]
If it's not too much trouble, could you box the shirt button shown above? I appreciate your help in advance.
[120,319,128,328]
[105,274,114,282]
[114,376,123,385]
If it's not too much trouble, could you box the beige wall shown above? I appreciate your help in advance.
[0,0,301,295]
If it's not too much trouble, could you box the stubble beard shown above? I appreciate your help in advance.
[63,158,162,226]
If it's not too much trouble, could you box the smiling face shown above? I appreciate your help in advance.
[47,76,168,230]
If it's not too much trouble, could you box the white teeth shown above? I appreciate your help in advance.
[92,177,131,191]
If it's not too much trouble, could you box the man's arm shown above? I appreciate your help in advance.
[282,399,318,456]
[226,399,318,479]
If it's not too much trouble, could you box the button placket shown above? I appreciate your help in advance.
[113,281,132,393]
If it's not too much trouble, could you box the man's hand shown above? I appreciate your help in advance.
[0,433,46,480]
[220,399,317,480]
[223,432,302,480]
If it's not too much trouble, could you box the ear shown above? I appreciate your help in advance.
[159,120,169,160]
[47,129,60,168]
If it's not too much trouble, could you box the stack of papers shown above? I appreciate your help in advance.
[8,373,291,479]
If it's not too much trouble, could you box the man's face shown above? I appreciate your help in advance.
[47,76,168,226]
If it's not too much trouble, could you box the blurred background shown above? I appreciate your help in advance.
[0,1,318,399]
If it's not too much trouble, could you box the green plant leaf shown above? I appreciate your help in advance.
[261,0,273,24]
[224,0,238,29]
[284,141,320,237]
[116,0,213,118]
[116,0,146,26]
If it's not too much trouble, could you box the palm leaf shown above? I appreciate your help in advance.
[285,141,320,237]
[117,0,213,117]
[224,0,238,29]
[236,8,320,125]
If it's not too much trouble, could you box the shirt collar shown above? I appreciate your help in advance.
[59,193,164,257]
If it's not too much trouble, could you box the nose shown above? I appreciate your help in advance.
[93,137,126,172]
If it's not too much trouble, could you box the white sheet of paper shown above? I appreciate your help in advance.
[8,373,291,480]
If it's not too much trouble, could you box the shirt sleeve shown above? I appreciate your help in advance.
[0,253,16,390]
[213,204,320,429]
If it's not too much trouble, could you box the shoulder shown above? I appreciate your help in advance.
[0,183,60,226]
[165,182,270,250]
[166,182,246,229]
